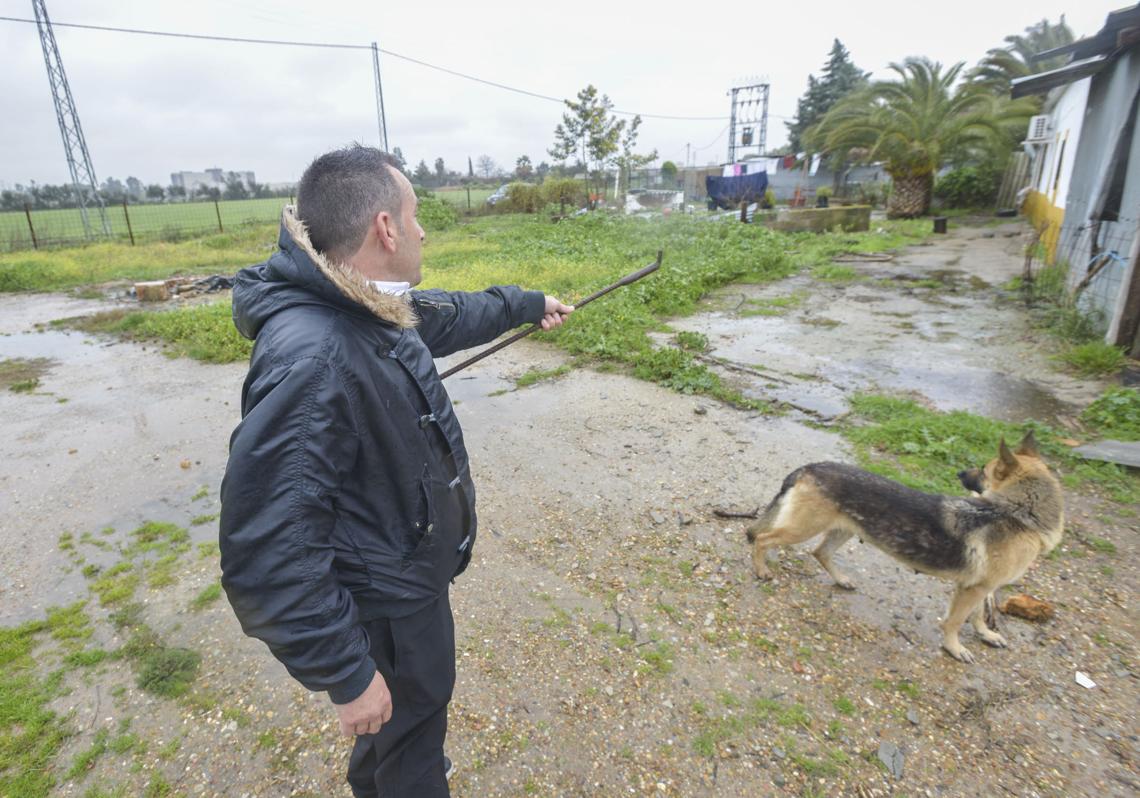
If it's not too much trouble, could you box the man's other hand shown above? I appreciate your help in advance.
[334,670,393,736]
[540,296,574,331]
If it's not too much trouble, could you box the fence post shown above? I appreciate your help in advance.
[466,186,471,211]
[122,198,136,246]
[214,199,224,233]
[23,203,38,250]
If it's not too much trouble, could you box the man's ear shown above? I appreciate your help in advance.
[374,210,399,254]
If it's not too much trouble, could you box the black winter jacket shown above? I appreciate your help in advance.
[219,207,545,704]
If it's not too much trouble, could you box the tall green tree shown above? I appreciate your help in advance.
[413,159,432,186]
[808,58,1034,217]
[786,39,869,154]
[969,16,1075,98]
[515,155,534,181]
[434,158,447,184]
[549,85,651,208]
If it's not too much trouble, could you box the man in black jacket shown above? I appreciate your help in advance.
[219,145,572,797]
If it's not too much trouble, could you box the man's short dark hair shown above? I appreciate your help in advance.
[297,145,403,260]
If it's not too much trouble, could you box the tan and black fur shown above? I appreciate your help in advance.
[745,432,1063,663]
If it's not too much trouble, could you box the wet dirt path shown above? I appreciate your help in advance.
[1,219,1135,798]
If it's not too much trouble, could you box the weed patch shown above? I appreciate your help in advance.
[843,394,1140,504]
[190,582,222,611]
[0,618,73,796]
[1057,342,1126,377]
[1081,387,1140,440]
[515,364,572,388]
[0,357,53,391]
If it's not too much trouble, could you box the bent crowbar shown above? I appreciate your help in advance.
[439,250,663,380]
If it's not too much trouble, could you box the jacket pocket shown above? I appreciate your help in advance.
[401,473,465,587]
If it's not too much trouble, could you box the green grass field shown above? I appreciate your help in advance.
[0,198,289,252]
[434,186,495,210]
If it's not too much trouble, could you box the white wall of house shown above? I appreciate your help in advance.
[1032,79,1090,208]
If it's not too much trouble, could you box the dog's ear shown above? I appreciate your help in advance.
[998,438,1018,470]
[1016,429,1041,458]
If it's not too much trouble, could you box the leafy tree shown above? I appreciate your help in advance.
[969,16,1074,98]
[467,156,474,179]
[434,158,447,184]
[549,85,652,208]
[787,40,869,154]
[223,177,248,200]
[660,160,678,186]
[515,155,534,181]
[167,184,187,200]
[413,159,433,186]
[536,161,551,180]
[145,184,165,200]
[808,57,1034,217]
[391,147,408,174]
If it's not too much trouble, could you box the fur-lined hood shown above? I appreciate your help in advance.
[232,205,417,340]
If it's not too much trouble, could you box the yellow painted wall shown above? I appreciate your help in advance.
[1023,190,1066,263]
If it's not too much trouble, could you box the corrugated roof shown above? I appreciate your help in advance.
[1013,3,1140,97]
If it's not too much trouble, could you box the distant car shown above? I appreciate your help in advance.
[485,184,510,206]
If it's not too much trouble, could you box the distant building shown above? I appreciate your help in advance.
[170,168,256,194]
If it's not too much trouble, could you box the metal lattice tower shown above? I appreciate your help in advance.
[32,0,109,237]
[371,42,389,152]
[727,81,770,164]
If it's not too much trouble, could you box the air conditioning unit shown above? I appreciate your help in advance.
[1026,115,1051,142]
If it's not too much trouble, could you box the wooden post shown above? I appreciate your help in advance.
[23,203,38,250]
[122,198,136,246]
[214,199,224,233]
[466,185,471,211]
[1108,226,1140,356]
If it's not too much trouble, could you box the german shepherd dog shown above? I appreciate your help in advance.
[745,432,1063,663]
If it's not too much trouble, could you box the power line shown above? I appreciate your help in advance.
[0,15,731,121]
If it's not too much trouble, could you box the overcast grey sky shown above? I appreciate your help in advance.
[0,0,1125,187]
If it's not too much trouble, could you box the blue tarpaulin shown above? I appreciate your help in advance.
[705,172,769,210]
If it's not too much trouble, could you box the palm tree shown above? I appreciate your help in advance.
[969,17,1075,98]
[807,58,1033,217]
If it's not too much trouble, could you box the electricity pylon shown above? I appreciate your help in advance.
[32,0,110,238]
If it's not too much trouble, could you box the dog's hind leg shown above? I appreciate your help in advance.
[941,583,990,663]
[812,528,856,589]
[970,598,1008,648]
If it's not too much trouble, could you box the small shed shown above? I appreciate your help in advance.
[1013,3,1140,356]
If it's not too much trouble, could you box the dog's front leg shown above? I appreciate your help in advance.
[941,584,990,663]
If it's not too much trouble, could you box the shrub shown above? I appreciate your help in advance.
[1058,341,1127,377]
[505,182,543,213]
[934,165,999,208]
[542,178,585,215]
[1081,387,1140,441]
[415,194,458,232]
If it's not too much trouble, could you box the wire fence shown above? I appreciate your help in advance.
[1053,198,1137,329]
[0,196,294,252]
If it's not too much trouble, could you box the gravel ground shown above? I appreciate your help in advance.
[0,219,1135,797]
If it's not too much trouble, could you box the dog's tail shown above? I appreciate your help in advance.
[745,468,801,543]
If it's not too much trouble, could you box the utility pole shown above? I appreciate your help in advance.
[32,0,109,238]
[371,42,389,152]
[726,80,770,164]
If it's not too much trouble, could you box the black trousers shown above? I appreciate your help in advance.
[347,592,455,798]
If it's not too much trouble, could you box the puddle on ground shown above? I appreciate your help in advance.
[0,328,112,365]
[865,361,1075,424]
